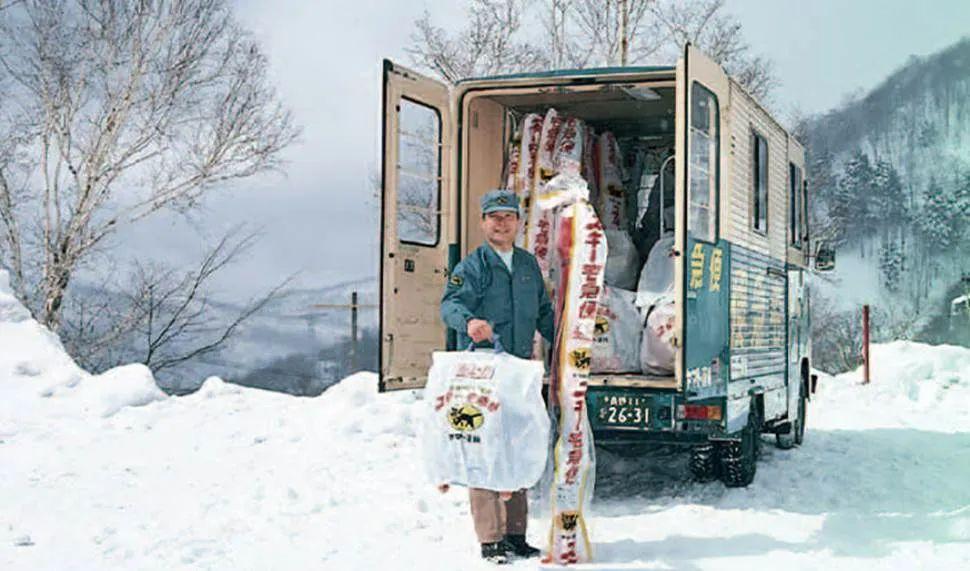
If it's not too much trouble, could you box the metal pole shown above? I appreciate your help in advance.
[862,304,870,384]
[350,291,359,373]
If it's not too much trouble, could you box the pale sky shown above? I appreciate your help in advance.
[110,0,969,304]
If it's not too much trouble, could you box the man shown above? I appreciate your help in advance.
[439,189,554,564]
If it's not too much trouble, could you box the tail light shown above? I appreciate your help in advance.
[676,404,722,421]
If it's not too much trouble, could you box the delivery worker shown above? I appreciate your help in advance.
[438,188,555,564]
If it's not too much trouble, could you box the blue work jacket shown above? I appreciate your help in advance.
[440,244,555,359]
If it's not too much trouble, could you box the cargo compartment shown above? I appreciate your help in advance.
[458,80,680,391]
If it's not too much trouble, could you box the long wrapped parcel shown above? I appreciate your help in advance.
[537,173,605,565]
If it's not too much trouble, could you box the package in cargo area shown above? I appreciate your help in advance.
[421,348,550,491]
[641,301,676,375]
[596,132,626,230]
[636,236,677,375]
[537,109,564,181]
[592,286,642,374]
[604,229,641,291]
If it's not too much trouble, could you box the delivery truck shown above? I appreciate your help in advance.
[378,44,834,487]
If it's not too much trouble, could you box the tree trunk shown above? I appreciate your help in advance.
[619,0,629,66]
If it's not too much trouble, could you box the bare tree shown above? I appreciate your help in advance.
[570,0,659,67]
[648,0,776,100]
[60,226,292,375]
[408,0,777,101]
[542,0,574,68]
[0,0,298,331]
[406,0,548,82]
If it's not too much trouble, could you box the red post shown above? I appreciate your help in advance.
[862,305,870,384]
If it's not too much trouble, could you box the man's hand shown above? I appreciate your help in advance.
[467,319,493,343]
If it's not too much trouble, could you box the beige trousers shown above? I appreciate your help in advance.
[468,488,528,543]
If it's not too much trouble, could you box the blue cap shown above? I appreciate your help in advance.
[481,189,519,216]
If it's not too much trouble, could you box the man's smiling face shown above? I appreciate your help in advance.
[481,211,519,250]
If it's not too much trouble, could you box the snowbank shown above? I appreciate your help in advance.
[0,270,167,433]
[813,340,970,433]
[2,266,968,569]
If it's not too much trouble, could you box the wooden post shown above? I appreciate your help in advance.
[305,296,375,375]
[350,291,359,373]
[862,304,870,384]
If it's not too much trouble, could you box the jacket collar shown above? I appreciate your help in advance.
[481,243,519,274]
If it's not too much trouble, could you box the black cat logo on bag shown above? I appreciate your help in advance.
[569,348,592,371]
[594,315,609,336]
[560,511,579,531]
[448,403,484,432]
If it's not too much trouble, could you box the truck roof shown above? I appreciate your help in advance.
[457,65,676,84]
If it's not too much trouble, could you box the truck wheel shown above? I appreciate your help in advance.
[719,408,759,488]
[688,442,718,482]
[776,380,806,449]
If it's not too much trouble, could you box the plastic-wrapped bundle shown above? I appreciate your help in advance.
[604,229,640,291]
[582,127,598,204]
[641,301,676,375]
[516,113,544,248]
[534,172,602,565]
[596,132,626,230]
[422,346,550,491]
[537,109,564,181]
[554,117,585,177]
[504,138,521,193]
[592,286,642,374]
[635,236,675,312]
[636,236,677,376]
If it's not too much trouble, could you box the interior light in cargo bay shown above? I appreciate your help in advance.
[620,86,661,101]
[676,404,723,421]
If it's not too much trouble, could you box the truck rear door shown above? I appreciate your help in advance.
[379,60,455,392]
[676,44,731,400]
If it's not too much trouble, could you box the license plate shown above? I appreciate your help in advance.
[595,394,650,429]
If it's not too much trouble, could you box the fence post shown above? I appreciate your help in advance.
[350,291,359,373]
[862,304,870,384]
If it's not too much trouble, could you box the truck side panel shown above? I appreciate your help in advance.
[723,80,792,428]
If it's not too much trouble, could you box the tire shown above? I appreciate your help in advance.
[688,442,718,482]
[718,407,760,488]
[776,379,807,449]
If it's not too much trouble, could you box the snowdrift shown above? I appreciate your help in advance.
[0,271,167,433]
[814,340,970,433]
[2,266,968,568]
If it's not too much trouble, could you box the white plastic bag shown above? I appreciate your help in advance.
[422,342,550,491]
[636,236,675,312]
[604,229,640,290]
[592,286,642,374]
[636,236,677,375]
[641,301,677,375]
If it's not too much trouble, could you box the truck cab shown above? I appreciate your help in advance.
[379,45,818,487]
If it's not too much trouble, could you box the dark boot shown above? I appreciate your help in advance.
[481,541,510,565]
[504,534,541,558]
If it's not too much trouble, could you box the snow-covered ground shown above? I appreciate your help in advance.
[1,270,969,570]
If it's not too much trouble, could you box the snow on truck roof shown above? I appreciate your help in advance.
[458,65,676,84]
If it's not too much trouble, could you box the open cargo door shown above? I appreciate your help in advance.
[379,60,454,392]
[676,44,731,400]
